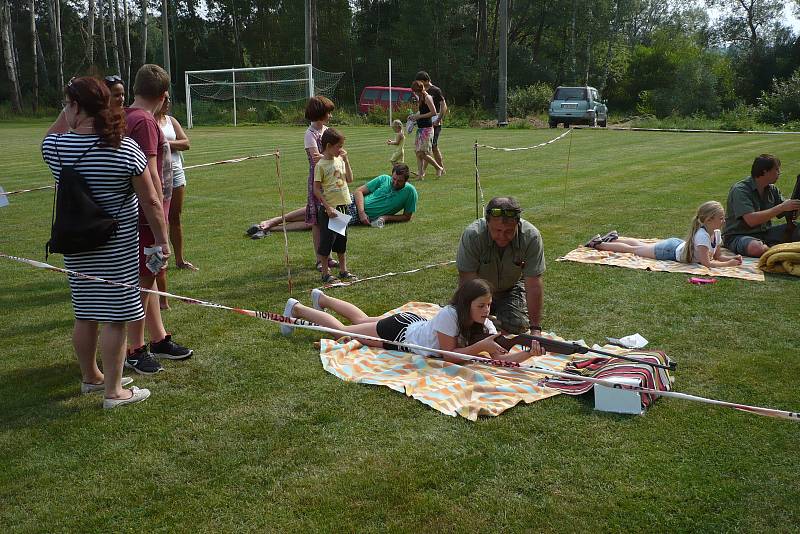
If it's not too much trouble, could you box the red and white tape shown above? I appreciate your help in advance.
[2,251,798,422]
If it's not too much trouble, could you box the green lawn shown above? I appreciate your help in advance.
[1,122,799,531]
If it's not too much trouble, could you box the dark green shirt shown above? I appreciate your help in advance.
[456,218,545,292]
[723,176,784,239]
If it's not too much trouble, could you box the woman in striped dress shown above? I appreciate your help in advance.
[42,76,170,409]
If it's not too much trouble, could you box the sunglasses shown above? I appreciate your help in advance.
[486,208,521,218]
[104,74,123,86]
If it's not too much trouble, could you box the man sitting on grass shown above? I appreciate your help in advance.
[722,154,800,257]
[247,163,417,237]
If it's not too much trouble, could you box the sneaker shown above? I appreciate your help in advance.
[246,224,262,236]
[150,334,193,360]
[81,376,133,395]
[125,346,164,375]
[251,230,270,239]
[584,234,603,249]
[600,230,619,243]
[281,298,299,336]
[103,386,151,410]
[311,288,325,311]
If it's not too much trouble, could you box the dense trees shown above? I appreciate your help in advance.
[0,0,798,119]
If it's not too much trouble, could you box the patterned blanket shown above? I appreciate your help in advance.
[541,348,674,409]
[318,302,672,420]
[557,237,764,281]
[319,302,572,420]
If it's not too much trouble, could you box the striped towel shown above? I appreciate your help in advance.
[541,349,674,408]
[318,302,572,420]
[557,237,764,281]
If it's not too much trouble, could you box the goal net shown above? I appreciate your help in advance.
[184,64,345,127]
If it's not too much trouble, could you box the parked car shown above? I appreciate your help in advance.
[358,86,414,114]
[548,86,608,127]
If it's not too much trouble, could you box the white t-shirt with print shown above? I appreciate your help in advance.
[405,305,497,357]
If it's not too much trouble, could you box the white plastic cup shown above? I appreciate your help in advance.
[370,217,385,229]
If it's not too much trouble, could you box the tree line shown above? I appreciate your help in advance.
[1,0,799,120]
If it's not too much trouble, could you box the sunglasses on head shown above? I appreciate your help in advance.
[104,74,123,85]
[486,208,521,218]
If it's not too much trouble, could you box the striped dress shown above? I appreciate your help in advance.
[42,133,147,322]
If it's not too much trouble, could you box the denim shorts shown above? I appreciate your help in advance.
[654,237,684,261]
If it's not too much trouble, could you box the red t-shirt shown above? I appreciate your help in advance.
[125,107,164,185]
[125,107,172,227]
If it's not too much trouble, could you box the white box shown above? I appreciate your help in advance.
[594,376,644,415]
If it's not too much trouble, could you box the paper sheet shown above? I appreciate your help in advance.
[328,212,351,236]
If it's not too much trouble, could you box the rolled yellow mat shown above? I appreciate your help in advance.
[765,251,800,267]
[782,260,800,276]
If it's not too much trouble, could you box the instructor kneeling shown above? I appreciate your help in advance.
[456,197,545,334]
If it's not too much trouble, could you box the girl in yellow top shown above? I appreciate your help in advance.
[387,119,405,163]
[314,128,355,283]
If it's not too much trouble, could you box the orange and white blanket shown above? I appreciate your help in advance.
[319,302,573,420]
[557,237,764,281]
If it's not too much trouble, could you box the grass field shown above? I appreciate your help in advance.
[1,121,799,531]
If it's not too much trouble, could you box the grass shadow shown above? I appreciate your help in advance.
[0,361,84,430]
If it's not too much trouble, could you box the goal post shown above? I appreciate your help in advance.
[184,64,342,128]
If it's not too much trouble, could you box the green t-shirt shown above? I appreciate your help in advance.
[723,176,784,239]
[456,218,546,293]
[363,174,418,219]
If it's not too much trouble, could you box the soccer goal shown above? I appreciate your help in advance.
[184,64,345,128]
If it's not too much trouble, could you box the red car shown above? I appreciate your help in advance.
[358,86,414,114]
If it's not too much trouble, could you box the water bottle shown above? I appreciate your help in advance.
[370,217,385,229]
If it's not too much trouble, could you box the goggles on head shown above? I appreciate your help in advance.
[104,74,123,85]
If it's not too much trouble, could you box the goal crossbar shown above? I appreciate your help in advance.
[185,64,315,128]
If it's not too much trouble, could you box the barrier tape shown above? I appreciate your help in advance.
[3,252,798,421]
[1,152,278,197]
[318,260,457,290]
[578,125,800,135]
[476,129,572,152]
[182,152,277,170]
[0,184,54,196]
[2,251,798,421]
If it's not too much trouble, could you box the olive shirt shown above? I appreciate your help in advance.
[723,176,785,240]
[456,218,546,293]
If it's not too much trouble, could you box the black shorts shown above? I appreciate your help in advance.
[375,312,424,350]
[317,204,348,257]
[432,125,442,147]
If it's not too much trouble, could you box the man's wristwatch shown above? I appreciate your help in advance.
[529,324,541,332]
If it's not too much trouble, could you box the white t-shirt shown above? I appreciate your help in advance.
[675,227,718,262]
[304,123,326,150]
[405,305,497,357]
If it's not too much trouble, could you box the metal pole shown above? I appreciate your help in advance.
[232,68,237,127]
[388,58,392,126]
[308,64,314,97]
[475,140,479,219]
[185,71,192,128]
[497,0,508,126]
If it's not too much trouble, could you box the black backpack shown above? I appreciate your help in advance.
[46,137,131,258]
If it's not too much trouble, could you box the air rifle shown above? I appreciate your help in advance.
[484,333,676,371]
